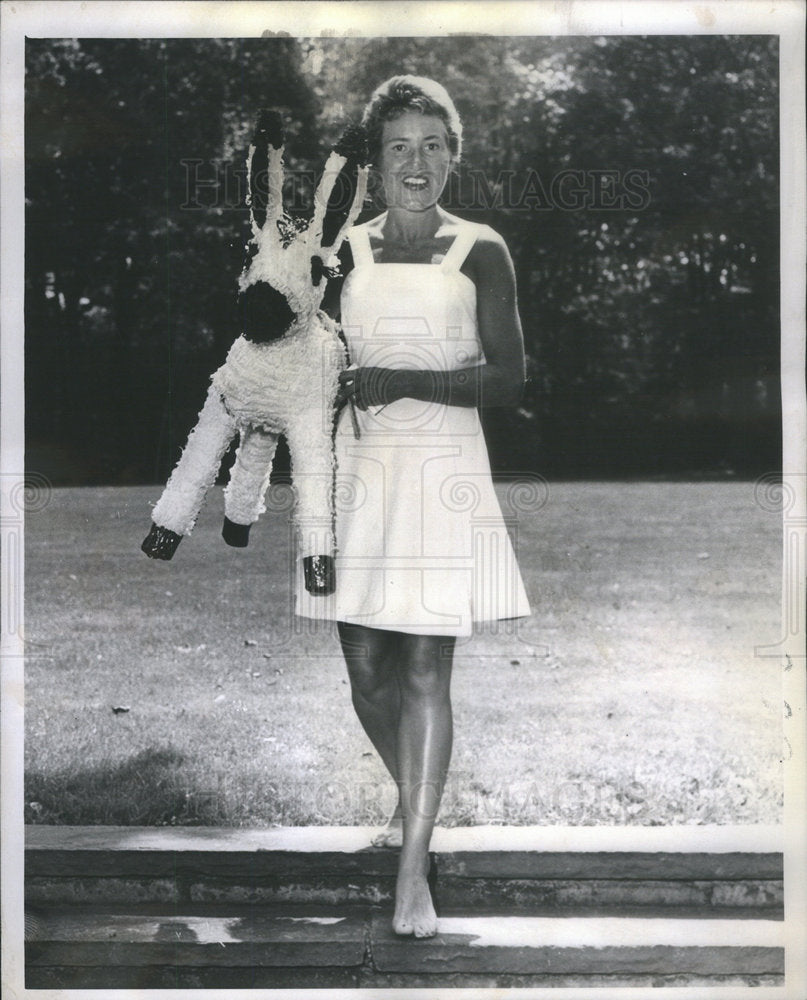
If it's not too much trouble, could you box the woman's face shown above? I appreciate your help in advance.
[377,111,452,212]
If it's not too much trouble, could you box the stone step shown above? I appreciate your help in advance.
[25,824,784,915]
[372,912,784,976]
[25,903,784,989]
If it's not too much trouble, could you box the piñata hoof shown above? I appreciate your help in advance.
[222,517,251,548]
[303,555,335,596]
[141,523,182,560]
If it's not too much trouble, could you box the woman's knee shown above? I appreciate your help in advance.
[347,659,396,703]
[397,636,454,700]
[338,623,398,700]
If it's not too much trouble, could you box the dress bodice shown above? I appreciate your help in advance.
[340,223,484,373]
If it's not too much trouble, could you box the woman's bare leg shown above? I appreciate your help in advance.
[338,622,403,842]
[338,623,455,932]
[392,633,454,937]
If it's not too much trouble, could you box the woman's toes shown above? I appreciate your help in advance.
[413,915,437,938]
[392,869,437,937]
[372,830,400,848]
[371,816,403,848]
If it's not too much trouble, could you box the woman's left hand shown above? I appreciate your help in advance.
[337,367,405,410]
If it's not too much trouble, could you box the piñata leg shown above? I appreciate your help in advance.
[221,424,279,547]
[142,387,238,559]
[285,412,336,594]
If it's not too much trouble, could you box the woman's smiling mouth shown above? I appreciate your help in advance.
[402,175,429,190]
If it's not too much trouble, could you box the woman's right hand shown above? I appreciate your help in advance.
[338,366,409,410]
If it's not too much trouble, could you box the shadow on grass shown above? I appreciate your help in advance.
[25,746,235,826]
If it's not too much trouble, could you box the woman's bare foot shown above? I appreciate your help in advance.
[371,810,403,848]
[392,857,437,938]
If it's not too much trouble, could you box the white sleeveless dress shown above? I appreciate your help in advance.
[294,221,531,637]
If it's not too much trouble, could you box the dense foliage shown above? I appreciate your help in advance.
[25,35,779,482]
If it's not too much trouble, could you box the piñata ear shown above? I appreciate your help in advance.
[309,122,369,255]
[247,108,285,232]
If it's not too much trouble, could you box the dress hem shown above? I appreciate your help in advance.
[292,610,532,638]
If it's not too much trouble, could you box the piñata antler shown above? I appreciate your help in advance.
[141,110,368,595]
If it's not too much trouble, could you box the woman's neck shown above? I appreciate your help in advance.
[382,206,445,245]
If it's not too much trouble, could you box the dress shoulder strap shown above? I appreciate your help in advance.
[440,223,481,272]
[346,225,374,268]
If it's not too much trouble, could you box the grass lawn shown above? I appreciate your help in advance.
[24,482,783,827]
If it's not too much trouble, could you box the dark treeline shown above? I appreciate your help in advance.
[25,35,780,484]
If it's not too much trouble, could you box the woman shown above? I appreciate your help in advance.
[297,76,531,937]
